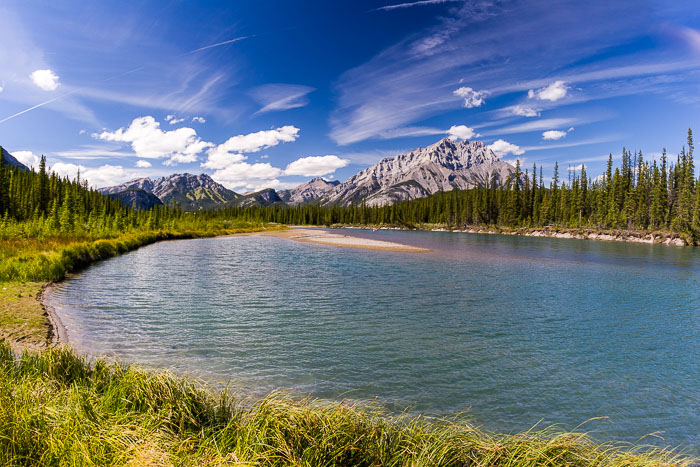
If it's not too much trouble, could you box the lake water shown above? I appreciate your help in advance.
[48,229,700,453]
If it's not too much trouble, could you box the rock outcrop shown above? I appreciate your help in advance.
[100,173,239,211]
[278,178,340,205]
[318,138,516,207]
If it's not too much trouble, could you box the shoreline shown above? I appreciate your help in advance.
[330,224,692,246]
[40,283,68,346]
[261,228,431,252]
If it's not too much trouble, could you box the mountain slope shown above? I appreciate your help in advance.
[231,188,285,208]
[100,173,239,211]
[1,147,29,171]
[319,138,516,207]
[107,188,164,210]
[278,178,340,205]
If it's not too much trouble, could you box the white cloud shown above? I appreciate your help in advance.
[164,114,185,125]
[203,126,300,170]
[211,162,283,188]
[135,160,152,168]
[0,84,4,93]
[487,139,525,157]
[79,129,86,135]
[284,155,349,177]
[94,116,212,165]
[511,105,539,117]
[250,84,315,114]
[11,150,40,168]
[542,130,567,140]
[192,116,206,123]
[214,126,300,153]
[30,69,60,91]
[488,117,578,136]
[259,155,269,159]
[567,164,584,171]
[49,163,132,188]
[528,80,568,101]
[446,125,476,140]
[453,86,486,108]
[202,149,246,170]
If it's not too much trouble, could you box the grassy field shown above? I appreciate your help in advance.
[0,341,692,466]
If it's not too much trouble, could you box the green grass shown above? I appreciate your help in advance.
[0,342,692,466]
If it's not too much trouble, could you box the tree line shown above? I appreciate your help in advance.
[2,129,699,240]
[0,151,240,239]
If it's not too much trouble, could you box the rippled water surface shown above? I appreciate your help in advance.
[49,229,700,452]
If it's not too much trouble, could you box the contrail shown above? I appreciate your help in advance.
[373,0,462,11]
[186,35,252,54]
[0,36,251,125]
[0,91,78,124]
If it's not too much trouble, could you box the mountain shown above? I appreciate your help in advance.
[100,173,239,211]
[107,188,164,210]
[1,147,29,171]
[319,138,516,207]
[278,177,340,205]
[232,188,284,208]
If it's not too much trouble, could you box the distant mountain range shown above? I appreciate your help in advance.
[100,173,239,210]
[100,138,517,210]
[1,147,29,171]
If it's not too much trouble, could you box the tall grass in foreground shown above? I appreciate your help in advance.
[0,342,691,466]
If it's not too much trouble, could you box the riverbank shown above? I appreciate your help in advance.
[330,224,694,246]
[262,228,430,252]
[0,223,284,352]
[0,341,692,466]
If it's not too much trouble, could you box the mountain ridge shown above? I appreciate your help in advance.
[100,138,517,210]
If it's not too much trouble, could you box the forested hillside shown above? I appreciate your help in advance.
[0,150,241,239]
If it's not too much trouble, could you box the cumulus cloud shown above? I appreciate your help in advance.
[164,114,185,125]
[453,86,486,108]
[511,105,539,117]
[487,139,525,157]
[284,155,349,177]
[11,150,40,168]
[30,69,60,91]
[201,149,246,170]
[542,130,567,140]
[446,125,476,140]
[203,126,300,170]
[192,116,206,123]
[94,116,212,165]
[528,80,568,101]
[49,162,132,188]
[215,126,300,153]
[211,162,283,189]
[135,160,152,168]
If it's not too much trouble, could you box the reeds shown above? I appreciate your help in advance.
[0,341,692,466]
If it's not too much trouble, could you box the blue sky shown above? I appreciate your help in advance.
[1,0,699,191]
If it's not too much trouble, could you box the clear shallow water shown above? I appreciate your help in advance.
[49,229,700,452]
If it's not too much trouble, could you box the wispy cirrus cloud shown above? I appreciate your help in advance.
[249,84,315,114]
[329,1,700,145]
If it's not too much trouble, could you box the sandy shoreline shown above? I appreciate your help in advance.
[40,284,68,345]
[261,229,430,252]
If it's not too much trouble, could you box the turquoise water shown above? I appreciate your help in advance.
[49,229,700,452]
